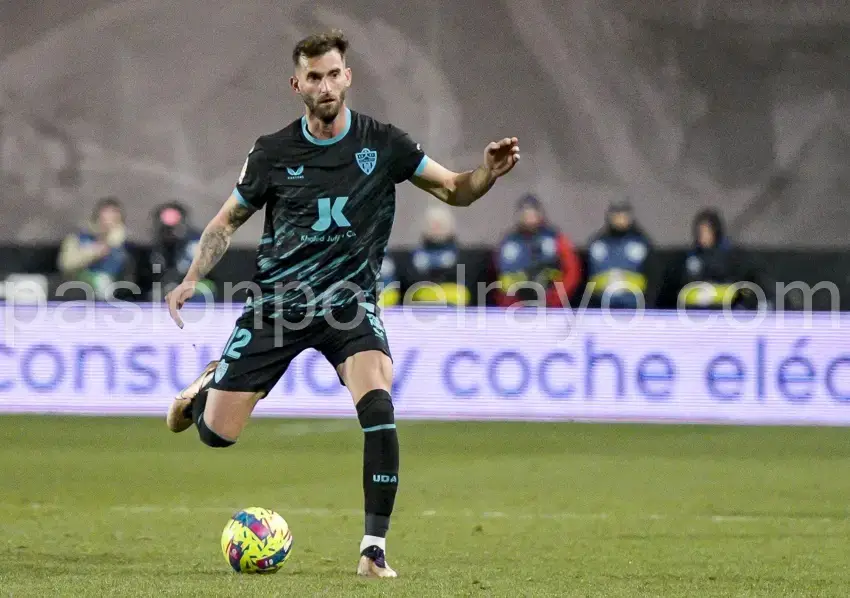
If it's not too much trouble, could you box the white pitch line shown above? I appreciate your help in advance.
[711,515,760,523]
[1,503,845,523]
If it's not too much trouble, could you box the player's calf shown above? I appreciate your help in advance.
[194,388,265,448]
[187,389,233,448]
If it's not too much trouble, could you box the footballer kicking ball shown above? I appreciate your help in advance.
[221,507,293,573]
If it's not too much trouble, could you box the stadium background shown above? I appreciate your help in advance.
[2,0,850,247]
[3,2,850,595]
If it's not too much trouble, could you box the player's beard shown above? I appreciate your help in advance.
[306,90,346,124]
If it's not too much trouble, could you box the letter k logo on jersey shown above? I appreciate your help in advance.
[355,148,377,175]
[312,197,351,232]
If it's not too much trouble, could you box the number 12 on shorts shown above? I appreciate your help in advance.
[222,328,252,360]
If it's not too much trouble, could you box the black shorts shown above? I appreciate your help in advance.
[209,301,391,394]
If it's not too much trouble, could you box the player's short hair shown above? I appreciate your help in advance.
[292,30,349,66]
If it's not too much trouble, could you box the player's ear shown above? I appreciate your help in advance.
[344,67,352,86]
[289,75,300,93]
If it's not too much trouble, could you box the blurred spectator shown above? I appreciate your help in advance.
[57,196,131,300]
[672,208,766,310]
[149,202,214,300]
[586,200,653,308]
[408,205,471,306]
[494,194,581,307]
[377,254,401,308]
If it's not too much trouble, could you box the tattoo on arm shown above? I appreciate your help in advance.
[226,203,254,231]
[191,227,230,280]
[189,203,254,280]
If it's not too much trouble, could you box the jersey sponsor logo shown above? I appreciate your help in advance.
[300,230,358,244]
[355,148,377,175]
[311,196,351,232]
[286,165,304,180]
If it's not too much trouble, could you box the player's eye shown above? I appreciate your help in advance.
[329,70,341,78]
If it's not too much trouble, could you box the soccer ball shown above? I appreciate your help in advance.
[221,507,293,573]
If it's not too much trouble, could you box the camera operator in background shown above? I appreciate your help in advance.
[586,200,654,309]
[407,205,470,306]
[494,193,581,308]
[149,202,215,301]
[57,196,131,300]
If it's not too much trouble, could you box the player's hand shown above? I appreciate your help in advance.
[485,137,520,178]
[165,280,197,329]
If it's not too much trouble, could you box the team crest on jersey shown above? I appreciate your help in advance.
[214,361,229,383]
[355,148,377,175]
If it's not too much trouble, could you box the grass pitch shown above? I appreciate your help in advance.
[1,416,849,597]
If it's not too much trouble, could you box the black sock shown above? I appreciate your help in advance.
[190,388,209,427]
[356,389,399,538]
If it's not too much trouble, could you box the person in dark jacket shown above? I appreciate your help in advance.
[586,200,653,308]
[675,208,766,310]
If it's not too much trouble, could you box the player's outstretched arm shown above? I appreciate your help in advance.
[411,137,520,207]
[165,193,254,328]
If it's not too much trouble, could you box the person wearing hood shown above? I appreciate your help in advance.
[676,208,749,309]
[586,200,653,309]
[408,204,471,306]
[57,196,131,300]
[494,193,581,307]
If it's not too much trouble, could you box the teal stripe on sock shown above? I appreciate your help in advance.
[362,423,396,433]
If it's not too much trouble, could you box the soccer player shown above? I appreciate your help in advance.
[164,30,519,578]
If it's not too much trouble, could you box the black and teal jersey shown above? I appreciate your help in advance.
[234,107,427,317]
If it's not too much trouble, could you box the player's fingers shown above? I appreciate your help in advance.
[486,141,499,152]
[167,297,184,329]
[511,146,520,154]
[511,137,519,144]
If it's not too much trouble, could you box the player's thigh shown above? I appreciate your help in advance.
[337,350,393,404]
[204,389,265,440]
[318,302,394,403]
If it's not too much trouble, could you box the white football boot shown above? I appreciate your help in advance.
[357,546,397,578]
[166,360,218,432]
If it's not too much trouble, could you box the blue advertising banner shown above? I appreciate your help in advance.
[2,303,850,425]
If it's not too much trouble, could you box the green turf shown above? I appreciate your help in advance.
[1,416,849,597]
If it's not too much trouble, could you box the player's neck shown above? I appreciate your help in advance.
[305,105,349,140]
